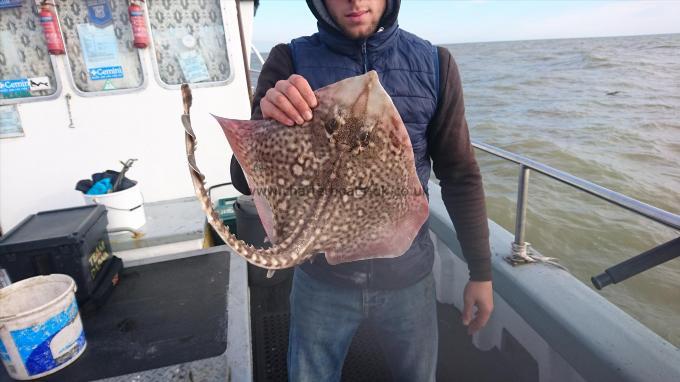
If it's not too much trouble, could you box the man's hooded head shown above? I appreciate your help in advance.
[306,0,400,40]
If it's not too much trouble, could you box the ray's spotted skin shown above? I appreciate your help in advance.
[182,71,429,272]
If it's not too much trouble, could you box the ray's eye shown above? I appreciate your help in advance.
[325,118,339,135]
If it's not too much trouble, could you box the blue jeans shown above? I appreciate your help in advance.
[288,268,438,382]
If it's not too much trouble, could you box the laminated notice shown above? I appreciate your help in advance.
[178,50,210,83]
[0,105,24,138]
[78,23,123,81]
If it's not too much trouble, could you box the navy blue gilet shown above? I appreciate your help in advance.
[291,23,440,289]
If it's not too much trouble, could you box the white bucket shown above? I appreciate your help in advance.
[83,183,146,230]
[0,274,87,380]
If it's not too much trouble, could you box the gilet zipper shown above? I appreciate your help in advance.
[361,39,371,285]
[361,40,368,73]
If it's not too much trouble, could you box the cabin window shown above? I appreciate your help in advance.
[147,0,231,86]
[0,4,59,102]
[58,0,144,93]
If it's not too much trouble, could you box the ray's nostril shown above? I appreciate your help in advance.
[359,131,369,145]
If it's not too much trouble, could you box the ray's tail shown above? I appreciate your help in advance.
[180,84,319,270]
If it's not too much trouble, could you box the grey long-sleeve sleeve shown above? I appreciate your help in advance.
[427,47,492,281]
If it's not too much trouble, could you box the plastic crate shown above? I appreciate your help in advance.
[0,205,113,302]
[216,197,238,235]
[208,197,238,245]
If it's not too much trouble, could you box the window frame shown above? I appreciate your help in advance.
[62,48,149,98]
[146,1,236,90]
[0,0,64,106]
[0,55,63,106]
[58,0,148,98]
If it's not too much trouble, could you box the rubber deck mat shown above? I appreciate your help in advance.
[0,251,229,382]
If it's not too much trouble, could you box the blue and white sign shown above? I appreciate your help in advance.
[178,50,210,83]
[0,0,24,10]
[86,0,113,27]
[0,79,30,94]
[88,66,123,80]
[77,23,124,82]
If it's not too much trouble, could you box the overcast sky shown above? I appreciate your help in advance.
[252,0,680,51]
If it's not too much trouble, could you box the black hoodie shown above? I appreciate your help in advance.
[305,0,400,35]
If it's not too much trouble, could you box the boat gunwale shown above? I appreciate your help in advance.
[428,182,680,382]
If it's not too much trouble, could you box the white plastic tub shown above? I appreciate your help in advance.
[0,274,86,380]
[83,183,146,230]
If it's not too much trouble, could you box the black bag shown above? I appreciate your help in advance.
[80,255,124,316]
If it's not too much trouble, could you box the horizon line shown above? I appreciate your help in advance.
[434,31,680,46]
[254,31,679,52]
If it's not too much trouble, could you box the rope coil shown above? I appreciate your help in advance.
[505,241,568,271]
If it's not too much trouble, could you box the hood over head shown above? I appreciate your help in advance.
[306,0,400,36]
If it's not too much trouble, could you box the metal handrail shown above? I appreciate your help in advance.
[472,140,680,231]
[251,43,266,66]
[472,140,679,288]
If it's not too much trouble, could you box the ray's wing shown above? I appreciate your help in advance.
[308,76,429,264]
[215,71,428,265]
[215,117,335,243]
[315,120,429,264]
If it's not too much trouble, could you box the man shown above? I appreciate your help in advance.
[230,0,493,380]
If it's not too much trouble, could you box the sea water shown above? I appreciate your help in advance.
[447,33,680,346]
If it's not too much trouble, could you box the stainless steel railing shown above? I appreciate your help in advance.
[251,43,266,67]
[249,45,265,92]
[472,140,679,231]
[472,140,680,288]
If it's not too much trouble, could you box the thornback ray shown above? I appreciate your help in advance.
[181,71,429,271]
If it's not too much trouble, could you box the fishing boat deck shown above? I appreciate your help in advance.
[0,197,516,382]
[2,189,678,381]
[0,248,231,382]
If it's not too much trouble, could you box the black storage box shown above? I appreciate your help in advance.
[0,205,113,302]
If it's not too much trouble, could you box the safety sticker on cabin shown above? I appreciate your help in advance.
[0,105,24,139]
[0,0,24,10]
[88,66,124,81]
[28,77,51,91]
[86,0,113,27]
[102,79,116,90]
[178,50,210,83]
[0,79,30,94]
[78,23,124,81]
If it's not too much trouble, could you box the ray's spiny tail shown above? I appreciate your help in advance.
[180,84,323,273]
